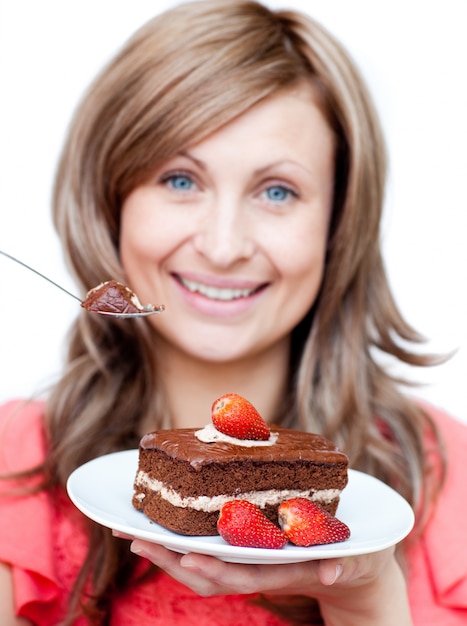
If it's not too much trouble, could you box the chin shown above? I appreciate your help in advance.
[155,321,278,364]
[187,344,250,364]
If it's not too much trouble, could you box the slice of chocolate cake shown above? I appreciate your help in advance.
[132,425,349,536]
[81,280,143,315]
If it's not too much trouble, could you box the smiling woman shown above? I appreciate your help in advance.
[0,1,466,625]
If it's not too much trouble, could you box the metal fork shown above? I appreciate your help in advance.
[0,250,164,318]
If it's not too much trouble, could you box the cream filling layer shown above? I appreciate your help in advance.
[135,471,341,513]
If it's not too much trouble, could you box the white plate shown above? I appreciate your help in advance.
[67,450,414,564]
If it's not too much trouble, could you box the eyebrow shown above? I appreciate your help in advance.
[177,151,314,178]
[253,160,314,178]
[177,151,207,170]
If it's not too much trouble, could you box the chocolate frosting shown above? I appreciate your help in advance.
[140,426,348,468]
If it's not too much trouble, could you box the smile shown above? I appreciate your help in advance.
[178,277,261,301]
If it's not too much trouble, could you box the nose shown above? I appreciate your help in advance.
[193,198,255,267]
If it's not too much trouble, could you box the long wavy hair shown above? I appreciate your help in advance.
[39,0,445,623]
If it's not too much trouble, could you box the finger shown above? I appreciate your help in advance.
[130,542,233,596]
[317,548,395,587]
[317,559,344,586]
[130,540,183,567]
[180,553,264,595]
[180,552,321,596]
[112,529,135,540]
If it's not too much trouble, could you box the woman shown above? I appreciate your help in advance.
[1,1,466,624]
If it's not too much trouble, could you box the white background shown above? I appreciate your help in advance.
[0,1,466,422]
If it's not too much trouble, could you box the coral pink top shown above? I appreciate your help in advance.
[0,399,466,625]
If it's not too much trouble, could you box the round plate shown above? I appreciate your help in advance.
[67,450,414,564]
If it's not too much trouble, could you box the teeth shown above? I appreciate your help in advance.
[180,277,256,301]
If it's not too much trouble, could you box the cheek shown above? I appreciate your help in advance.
[281,249,326,315]
[272,218,329,284]
[277,249,326,332]
[269,217,329,325]
[120,195,147,252]
[120,196,173,264]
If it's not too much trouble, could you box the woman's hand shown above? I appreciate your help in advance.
[121,534,412,625]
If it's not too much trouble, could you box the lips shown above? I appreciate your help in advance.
[175,275,265,301]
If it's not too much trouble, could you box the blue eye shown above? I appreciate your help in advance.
[267,187,287,201]
[164,173,195,191]
[264,185,294,202]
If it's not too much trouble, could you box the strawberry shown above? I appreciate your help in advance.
[211,393,270,440]
[217,500,288,549]
[278,498,350,547]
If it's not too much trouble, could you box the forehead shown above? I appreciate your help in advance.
[186,84,335,170]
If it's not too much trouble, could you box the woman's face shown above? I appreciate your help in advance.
[120,84,335,364]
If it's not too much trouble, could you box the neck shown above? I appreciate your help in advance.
[153,339,290,429]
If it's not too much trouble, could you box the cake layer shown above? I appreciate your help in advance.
[133,426,348,536]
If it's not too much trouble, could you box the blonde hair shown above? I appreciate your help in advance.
[43,1,444,622]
